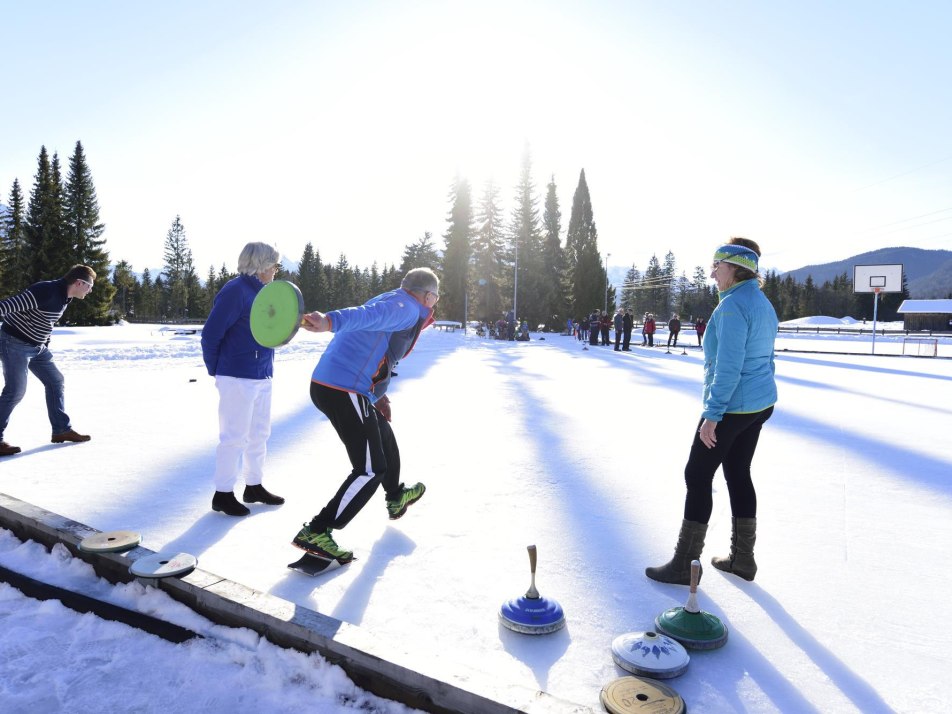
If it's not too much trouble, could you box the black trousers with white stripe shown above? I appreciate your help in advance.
[309,382,401,531]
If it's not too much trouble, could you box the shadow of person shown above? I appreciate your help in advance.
[330,527,417,624]
[157,511,247,560]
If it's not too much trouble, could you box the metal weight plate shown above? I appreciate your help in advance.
[600,675,686,714]
[79,530,142,553]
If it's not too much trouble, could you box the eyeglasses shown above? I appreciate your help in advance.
[77,278,94,289]
[711,260,721,270]
[425,290,440,302]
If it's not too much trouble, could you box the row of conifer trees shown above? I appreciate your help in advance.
[2,143,903,327]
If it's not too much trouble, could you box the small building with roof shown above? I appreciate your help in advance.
[896,299,952,332]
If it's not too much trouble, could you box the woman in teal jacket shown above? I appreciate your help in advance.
[647,238,778,584]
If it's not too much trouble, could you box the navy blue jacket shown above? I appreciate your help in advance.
[201,274,274,379]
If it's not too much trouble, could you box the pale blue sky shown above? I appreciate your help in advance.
[2,0,951,278]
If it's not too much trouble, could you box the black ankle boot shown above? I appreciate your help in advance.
[243,484,285,505]
[212,491,250,516]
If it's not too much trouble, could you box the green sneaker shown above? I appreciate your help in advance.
[386,482,426,520]
[291,524,353,562]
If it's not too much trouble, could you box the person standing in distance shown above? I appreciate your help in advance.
[667,313,681,349]
[0,264,96,455]
[291,268,437,562]
[201,242,285,516]
[646,238,778,584]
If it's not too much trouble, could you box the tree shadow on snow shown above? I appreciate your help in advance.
[717,579,896,713]
[493,341,896,711]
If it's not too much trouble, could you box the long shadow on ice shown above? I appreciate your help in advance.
[498,340,884,711]
[722,581,897,713]
[776,352,952,382]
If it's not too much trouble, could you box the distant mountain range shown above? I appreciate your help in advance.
[781,247,952,299]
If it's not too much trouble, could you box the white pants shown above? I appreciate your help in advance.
[212,375,272,492]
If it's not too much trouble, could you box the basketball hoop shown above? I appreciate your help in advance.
[872,287,883,295]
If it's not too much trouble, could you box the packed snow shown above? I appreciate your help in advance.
[1,318,950,713]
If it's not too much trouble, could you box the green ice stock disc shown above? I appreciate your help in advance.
[250,280,305,348]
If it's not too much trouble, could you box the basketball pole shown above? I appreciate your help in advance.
[871,288,881,355]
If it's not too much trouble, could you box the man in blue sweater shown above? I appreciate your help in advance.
[0,265,96,455]
[290,267,437,562]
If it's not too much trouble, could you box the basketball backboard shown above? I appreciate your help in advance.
[853,264,903,293]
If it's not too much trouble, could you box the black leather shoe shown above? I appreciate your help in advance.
[243,484,285,505]
[212,491,250,516]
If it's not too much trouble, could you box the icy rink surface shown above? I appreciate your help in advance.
[1,320,950,713]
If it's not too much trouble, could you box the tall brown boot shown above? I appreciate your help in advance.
[711,517,757,581]
[645,519,708,585]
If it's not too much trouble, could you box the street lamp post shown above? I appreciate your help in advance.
[604,253,611,313]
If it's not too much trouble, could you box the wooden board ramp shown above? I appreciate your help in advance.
[0,492,595,714]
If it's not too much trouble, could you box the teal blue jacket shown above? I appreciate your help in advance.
[701,279,778,421]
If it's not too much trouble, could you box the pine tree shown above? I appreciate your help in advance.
[508,147,544,325]
[25,146,67,284]
[661,251,677,317]
[1,179,29,293]
[136,269,157,320]
[162,216,197,320]
[643,255,663,316]
[540,176,567,330]
[330,253,354,308]
[111,260,136,318]
[620,264,641,314]
[399,232,440,276]
[442,176,474,323]
[471,181,506,325]
[297,242,327,310]
[64,141,114,324]
[564,169,602,316]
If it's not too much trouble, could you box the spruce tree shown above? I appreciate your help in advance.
[64,142,115,324]
[297,242,327,310]
[1,179,29,293]
[508,147,544,325]
[661,251,677,317]
[442,176,474,323]
[111,260,136,318]
[540,176,567,330]
[136,269,157,320]
[399,232,440,275]
[620,264,641,315]
[24,146,66,284]
[471,181,506,325]
[162,216,197,320]
[565,169,603,315]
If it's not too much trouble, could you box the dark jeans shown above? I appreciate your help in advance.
[668,331,679,347]
[682,406,774,523]
[0,331,71,438]
[309,383,401,531]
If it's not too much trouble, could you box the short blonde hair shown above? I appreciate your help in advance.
[237,242,280,275]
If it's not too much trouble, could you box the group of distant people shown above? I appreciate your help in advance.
[573,309,707,351]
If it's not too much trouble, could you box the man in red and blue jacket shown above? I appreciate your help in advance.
[290,268,437,562]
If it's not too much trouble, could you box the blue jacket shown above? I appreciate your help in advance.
[201,274,274,379]
[701,279,778,421]
[312,288,433,402]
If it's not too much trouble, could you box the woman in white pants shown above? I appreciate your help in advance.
[201,242,285,516]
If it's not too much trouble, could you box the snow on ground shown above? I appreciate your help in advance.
[1,321,950,713]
